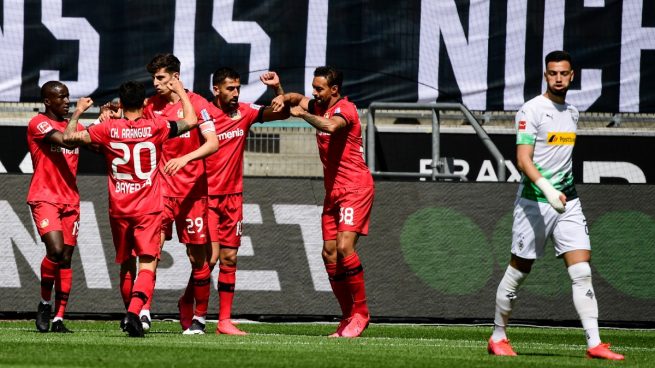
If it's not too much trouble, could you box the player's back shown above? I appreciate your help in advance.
[87,116,170,217]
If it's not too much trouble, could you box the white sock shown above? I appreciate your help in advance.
[567,262,601,348]
[139,309,151,319]
[41,300,51,305]
[52,317,63,322]
[193,315,206,325]
[492,265,528,342]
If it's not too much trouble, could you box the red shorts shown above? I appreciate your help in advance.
[208,193,243,247]
[322,186,374,241]
[110,214,162,264]
[28,201,80,246]
[161,196,208,245]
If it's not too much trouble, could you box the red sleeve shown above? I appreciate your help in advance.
[87,122,107,144]
[156,117,172,142]
[245,103,263,127]
[191,94,213,123]
[27,117,56,143]
[334,101,357,126]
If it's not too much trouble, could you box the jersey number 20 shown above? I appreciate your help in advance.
[110,142,157,180]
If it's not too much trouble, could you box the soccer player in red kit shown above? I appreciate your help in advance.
[271,66,374,338]
[62,79,199,337]
[194,67,288,335]
[27,81,86,333]
[141,54,218,334]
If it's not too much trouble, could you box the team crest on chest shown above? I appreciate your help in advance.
[39,219,49,229]
[229,110,242,120]
[177,108,184,118]
[324,112,330,118]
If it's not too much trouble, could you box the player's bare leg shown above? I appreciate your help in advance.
[488,255,532,356]
[216,247,246,335]
[182,244,211,335]
[336,231,370,338]
[562,250,623,360]
[207,241,220,270]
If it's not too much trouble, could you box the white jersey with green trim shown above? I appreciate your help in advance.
[515,94,579,202]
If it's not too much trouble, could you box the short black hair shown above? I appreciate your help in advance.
[119,81,146,110]
[212,67,240,86]
[545,50,573,69]
[146,53,181,75]
[314,66,343,92]
[40,81,66,100]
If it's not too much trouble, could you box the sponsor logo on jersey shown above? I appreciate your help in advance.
[518,120,526,131]
[39,218,49,228]
[547,132,576,145]
[218,128,245,141]
[50,145,79,154]
[37,121,53,134]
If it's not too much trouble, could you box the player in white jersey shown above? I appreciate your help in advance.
[487,51,624,360]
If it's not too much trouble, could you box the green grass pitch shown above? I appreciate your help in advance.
[0,320,653,367]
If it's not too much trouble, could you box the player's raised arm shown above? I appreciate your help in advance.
[260,71,291,122]
[260,71,284,96]
[168,78,198,135]
[62,97,94,146]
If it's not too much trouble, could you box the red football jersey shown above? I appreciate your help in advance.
[309,97,373,190]
[143,91,214,198]
[26,114,84,204]
[87,117,171,217]
[205,102,262,195]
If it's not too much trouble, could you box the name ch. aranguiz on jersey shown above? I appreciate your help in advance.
[110,127,153,139]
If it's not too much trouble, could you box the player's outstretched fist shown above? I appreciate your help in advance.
[260,71,280,87]
[76,97,94,113]
[98,101,121,122]
[270,95,285,112]
[290,105,306,118]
